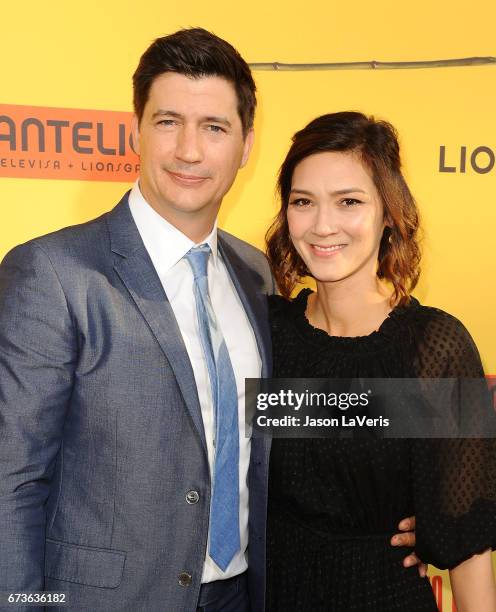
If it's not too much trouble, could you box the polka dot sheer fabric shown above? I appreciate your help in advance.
[266,290,496,611]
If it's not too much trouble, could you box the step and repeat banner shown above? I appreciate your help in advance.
[1,1,495,609]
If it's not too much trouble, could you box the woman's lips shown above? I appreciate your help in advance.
[310,244,346,256]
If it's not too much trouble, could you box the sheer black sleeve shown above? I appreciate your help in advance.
[411,309,496,569]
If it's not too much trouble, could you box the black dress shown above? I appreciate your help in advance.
[266,289,496,612]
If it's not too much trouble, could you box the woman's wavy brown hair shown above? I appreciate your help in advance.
[266,112,421,304]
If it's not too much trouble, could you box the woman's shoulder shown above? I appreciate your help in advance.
[412,300,476,343]
[409,300,483,377]
[268,288,311,314]
[267,288,312,338]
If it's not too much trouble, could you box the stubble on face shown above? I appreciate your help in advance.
[132,72,253,242]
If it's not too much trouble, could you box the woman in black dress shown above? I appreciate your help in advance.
[264,112,496,611]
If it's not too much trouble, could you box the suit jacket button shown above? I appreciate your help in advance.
[178,572,192,586]
[186,490,200,504]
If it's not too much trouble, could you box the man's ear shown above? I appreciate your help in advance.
[131,115,140,156]
[240,128,254,168]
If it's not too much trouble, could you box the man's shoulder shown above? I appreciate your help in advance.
[218,229,274,294]
[218,229,265,262]
[3,192,130,265]
[27,211,108,250]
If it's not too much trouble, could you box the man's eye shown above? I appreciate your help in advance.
[290,198,311,207]
[157,119,175,127]
[207,125,226,133]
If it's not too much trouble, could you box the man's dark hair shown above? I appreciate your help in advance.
[133,28,256,136]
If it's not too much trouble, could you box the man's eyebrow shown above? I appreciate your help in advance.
[150,110,232,128]
[203,116,232,128]
[290,187,367,196]
[151,110,183,120]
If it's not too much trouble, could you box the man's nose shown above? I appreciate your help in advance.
[175,125,203,164]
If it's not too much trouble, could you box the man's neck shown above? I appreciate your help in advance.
[138,184,218,243]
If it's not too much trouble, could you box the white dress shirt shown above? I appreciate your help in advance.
[128,182,261,582]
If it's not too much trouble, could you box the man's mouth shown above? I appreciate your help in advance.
[166,170,209,186]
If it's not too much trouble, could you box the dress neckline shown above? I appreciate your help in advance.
[289,288,420,352]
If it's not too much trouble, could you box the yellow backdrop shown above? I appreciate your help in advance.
[2,1,495,608]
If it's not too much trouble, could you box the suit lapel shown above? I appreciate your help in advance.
[218,235,272,378]
[105,196,272,458]
[106,195,207,453]
[218,235,273,464]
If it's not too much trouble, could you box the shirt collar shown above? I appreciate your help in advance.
[128,181,219,274]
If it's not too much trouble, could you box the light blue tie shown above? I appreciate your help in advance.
[185,244,240,571]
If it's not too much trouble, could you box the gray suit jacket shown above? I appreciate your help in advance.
[0,193,273,612]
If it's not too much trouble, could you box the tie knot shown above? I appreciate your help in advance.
[185,244,211,280]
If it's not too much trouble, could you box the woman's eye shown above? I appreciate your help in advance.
[342,198,362,207]
[290,198,311,207]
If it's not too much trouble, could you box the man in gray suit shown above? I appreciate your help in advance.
[0,28,420,612]
[0,28,272,612]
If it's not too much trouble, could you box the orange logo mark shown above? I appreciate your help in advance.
[0,104,139,182]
